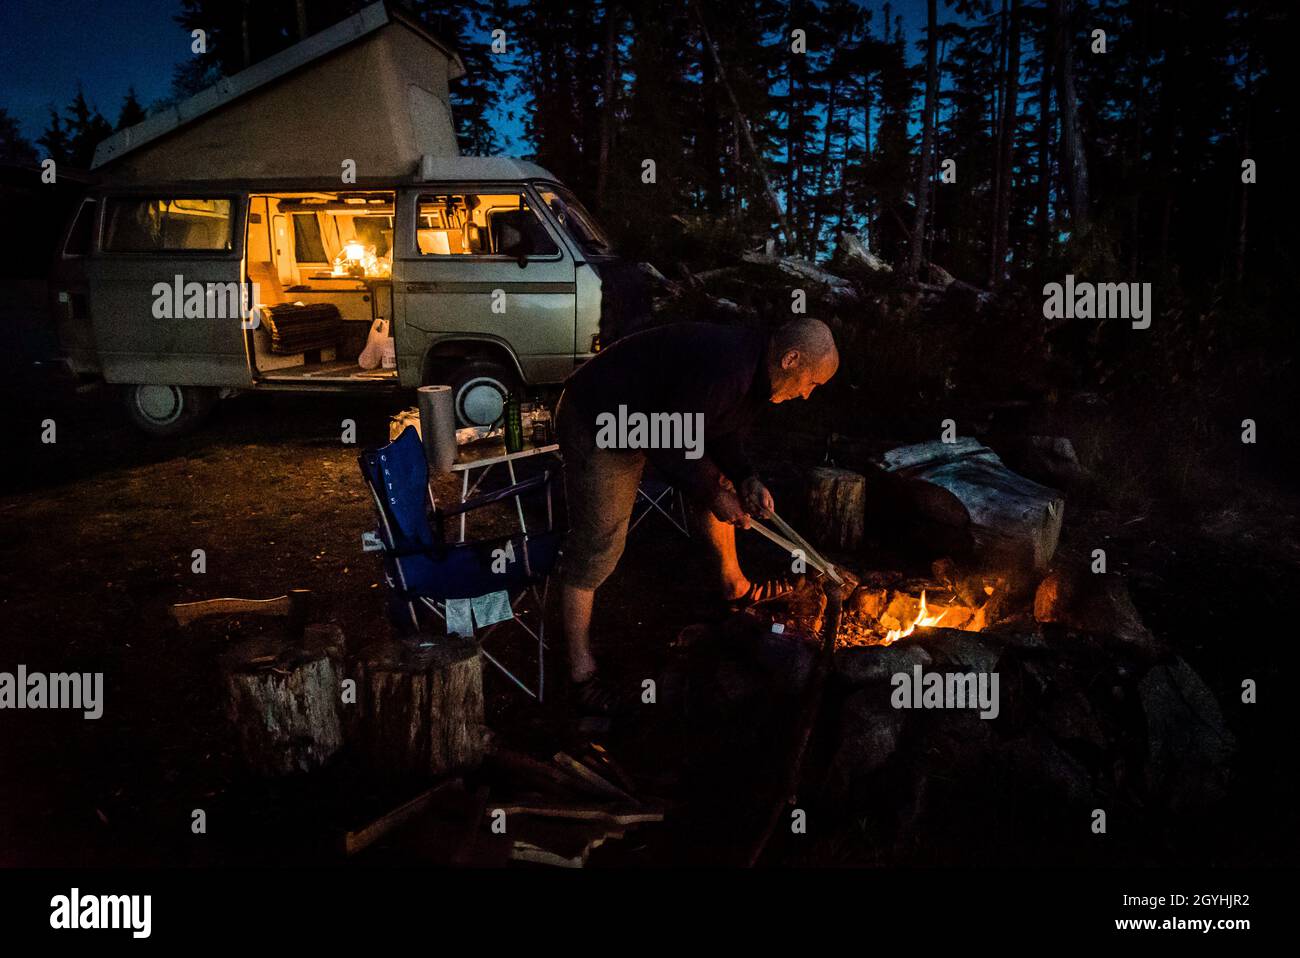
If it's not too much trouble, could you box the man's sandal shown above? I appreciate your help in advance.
[727,576,800,612]
[571,672,636,718]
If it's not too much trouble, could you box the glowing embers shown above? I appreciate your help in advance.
[839,585,996,647]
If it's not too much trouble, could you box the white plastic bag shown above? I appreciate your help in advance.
[358,318,388,369]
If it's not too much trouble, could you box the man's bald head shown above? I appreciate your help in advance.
[767,318,839,403]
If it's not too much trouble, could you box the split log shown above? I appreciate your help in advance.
[356,636,487,780]
[553,751,636,803]
[222,623,346,777]
[877,439,1064,573]
[805,466,866,551]
[509,819,628,868]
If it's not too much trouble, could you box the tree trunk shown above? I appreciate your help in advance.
[222,624,346,776]
[1052,0,1089,232]
[811,74,841,257]
[990,0,1021,288]
[806,466,867,551]
[907,0,939,279]
[355,637,487,781]
[1036,5,1054,266]
[692,0,795,250]
[596,1,618,207]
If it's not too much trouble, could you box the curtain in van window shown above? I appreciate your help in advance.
[103,198,233,252]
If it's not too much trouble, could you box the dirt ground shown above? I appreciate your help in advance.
[2,367,1298,866]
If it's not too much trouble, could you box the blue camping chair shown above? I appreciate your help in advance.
[358,427,560,700]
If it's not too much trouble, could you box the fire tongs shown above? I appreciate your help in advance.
[748,508,845,587]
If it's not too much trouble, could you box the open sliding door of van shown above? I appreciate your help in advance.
[87,195,248,387]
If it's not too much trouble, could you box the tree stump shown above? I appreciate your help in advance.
[805,466,866,550]
[356,636,486,780]
[222,623,346,777]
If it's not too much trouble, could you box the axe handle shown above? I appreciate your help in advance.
[171,594,301,627]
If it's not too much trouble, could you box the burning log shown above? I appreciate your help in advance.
[221,623,346,777]
[877,438,1064,573]
[805,466,867,551]
[354,636,487,780]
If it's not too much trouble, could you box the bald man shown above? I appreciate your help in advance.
[554,319,839,714]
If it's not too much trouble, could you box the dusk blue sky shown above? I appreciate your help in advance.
[2,0,932,155]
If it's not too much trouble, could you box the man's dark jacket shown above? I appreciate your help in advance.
[561,322,770,503]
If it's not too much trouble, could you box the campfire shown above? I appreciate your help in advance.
[837,582,999,648]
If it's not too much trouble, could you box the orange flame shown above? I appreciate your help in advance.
[881,590,949,645]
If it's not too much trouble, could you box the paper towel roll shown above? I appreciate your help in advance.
[417,385,457,475]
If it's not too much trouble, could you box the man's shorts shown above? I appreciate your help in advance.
[556,393,646,591]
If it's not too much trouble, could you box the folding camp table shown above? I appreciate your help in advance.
[450,437,560,542]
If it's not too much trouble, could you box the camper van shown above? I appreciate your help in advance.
[49,2,646,435]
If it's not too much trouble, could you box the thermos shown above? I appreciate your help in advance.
[504,394,524,453]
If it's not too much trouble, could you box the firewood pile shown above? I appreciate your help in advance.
[343,743,665,868]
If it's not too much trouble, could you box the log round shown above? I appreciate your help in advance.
[805,466,866,551]
[222,623,346,777]
[356,636,486,780]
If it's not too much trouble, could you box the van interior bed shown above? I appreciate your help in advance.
[245,191,398,383]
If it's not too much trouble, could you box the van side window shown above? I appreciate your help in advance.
[415,192,558,258]
[103,197,233,252]
[292,213,328,263]
[64,198,97,256]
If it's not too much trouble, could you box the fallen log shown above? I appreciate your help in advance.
[740,252,860,304]
[834,231,893,275]
[805,466,866,551]
[221,623,345,777]
[877,439,1064,572]
[355,636,487,780]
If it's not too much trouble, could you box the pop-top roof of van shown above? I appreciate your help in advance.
[418,156,558,182]
[91,1,467,178]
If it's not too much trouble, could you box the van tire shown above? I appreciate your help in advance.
[123,384,216,437]
[443,359,521,427]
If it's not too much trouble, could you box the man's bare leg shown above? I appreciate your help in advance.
[563,584,598,682]
[696,510,751,601]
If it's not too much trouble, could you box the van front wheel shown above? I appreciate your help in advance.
[123,384,215,437]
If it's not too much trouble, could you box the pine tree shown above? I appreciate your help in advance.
[37,108,72,165]
[63,86,114,169]
[116,88,148,130]
[0,107,38,164]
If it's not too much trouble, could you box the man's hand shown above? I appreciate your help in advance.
[740,476,774,519]
[710,485,751,528]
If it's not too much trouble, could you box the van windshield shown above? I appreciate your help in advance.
[536,185,613,256]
